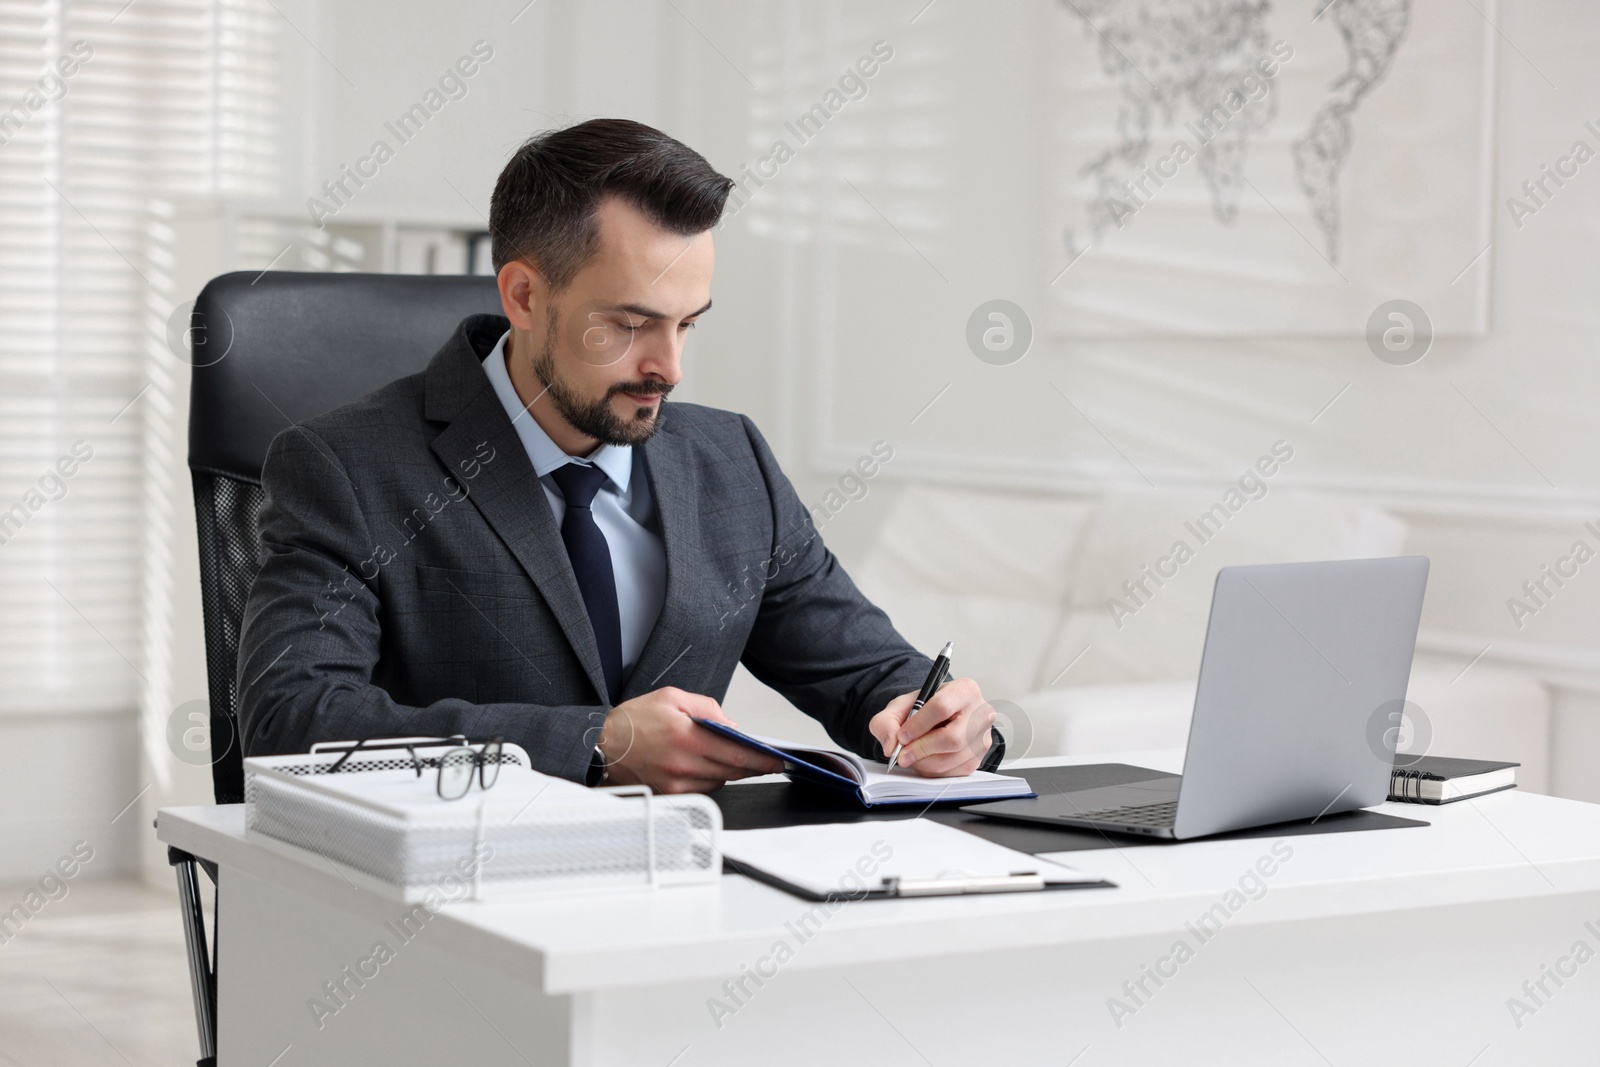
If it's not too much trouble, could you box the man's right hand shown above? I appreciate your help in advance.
[595,687,784,794]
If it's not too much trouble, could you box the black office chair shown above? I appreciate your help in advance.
[173,270,501,1067]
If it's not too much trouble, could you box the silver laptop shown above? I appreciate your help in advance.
[965,557,1430,841]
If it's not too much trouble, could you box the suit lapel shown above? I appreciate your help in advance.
[426,322,611,704]
[622,419,705,699]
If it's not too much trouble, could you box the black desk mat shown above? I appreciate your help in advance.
[712,762,1428,854]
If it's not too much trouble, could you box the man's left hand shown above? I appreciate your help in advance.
[868,676,994,777]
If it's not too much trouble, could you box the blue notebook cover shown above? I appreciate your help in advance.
[695,719,1035,809]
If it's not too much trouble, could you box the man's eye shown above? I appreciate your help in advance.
[679,321,698,331]
[619,322,645,334]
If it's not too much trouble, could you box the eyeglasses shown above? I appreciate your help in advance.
[319,735,505,801]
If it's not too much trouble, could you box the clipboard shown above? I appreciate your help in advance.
[724,857,1115,901]
[719,821,1115,902]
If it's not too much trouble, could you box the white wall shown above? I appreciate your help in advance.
[683,1,1600,800]
[109,0,1600,879]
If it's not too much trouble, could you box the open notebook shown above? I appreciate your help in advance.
[697,720,1034,808]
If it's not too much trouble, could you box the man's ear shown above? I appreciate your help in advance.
[496,259,547,332]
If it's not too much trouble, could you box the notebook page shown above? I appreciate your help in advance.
[856,765,1032,803]
[734,729,868,782]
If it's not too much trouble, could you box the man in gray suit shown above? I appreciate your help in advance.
[238,118,998,793]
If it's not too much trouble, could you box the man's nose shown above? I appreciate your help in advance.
[635,330,684,386]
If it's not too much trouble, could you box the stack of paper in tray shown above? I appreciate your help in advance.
[243,743,721,901]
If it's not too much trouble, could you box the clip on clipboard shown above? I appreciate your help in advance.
[884,870,1051,897]
[719,820,1115,902]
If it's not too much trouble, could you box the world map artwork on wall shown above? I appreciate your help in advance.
[1292,0,1413,263]
[1049,0,1493,337]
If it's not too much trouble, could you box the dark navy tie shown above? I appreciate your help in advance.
[550,463,622,703]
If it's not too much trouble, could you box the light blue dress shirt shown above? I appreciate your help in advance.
[482,331,666,679]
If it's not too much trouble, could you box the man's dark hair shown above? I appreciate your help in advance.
[488,118,734,290]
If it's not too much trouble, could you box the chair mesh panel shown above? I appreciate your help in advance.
[191,470,264,804]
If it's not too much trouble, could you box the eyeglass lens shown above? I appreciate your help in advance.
[479,739,503,790]
[437,747,476,800]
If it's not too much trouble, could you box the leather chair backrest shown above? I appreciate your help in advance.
[187,270,501,802]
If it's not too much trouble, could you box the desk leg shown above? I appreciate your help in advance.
[170,848,217,1066]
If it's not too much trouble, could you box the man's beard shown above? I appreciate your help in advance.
[531,314,672,447]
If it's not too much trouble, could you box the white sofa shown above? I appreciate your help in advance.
[726,484,1551,791]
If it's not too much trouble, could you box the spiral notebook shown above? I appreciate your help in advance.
[1387,755,1519,804]
[696,720,1034,808]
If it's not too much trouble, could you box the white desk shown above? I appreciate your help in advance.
[157,751,1600,1066]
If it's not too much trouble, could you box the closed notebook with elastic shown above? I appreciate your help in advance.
[1388,755,1519,804]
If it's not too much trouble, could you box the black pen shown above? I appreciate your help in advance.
[886,641,952,771]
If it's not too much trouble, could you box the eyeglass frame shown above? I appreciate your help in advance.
[313,735,506,800]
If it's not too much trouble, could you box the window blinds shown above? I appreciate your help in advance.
[0,0,278,715]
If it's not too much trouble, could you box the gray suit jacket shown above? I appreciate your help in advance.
[237,313,939,782]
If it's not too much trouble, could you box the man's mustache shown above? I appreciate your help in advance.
[609,382,673,400]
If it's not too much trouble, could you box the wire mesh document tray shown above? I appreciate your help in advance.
[243,739,721,901]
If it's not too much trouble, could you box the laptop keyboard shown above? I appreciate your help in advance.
[1074,800,1178,826]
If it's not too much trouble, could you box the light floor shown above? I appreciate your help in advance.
[0,878,200,1067]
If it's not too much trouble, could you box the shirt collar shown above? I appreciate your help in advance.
[482,330,633,493]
